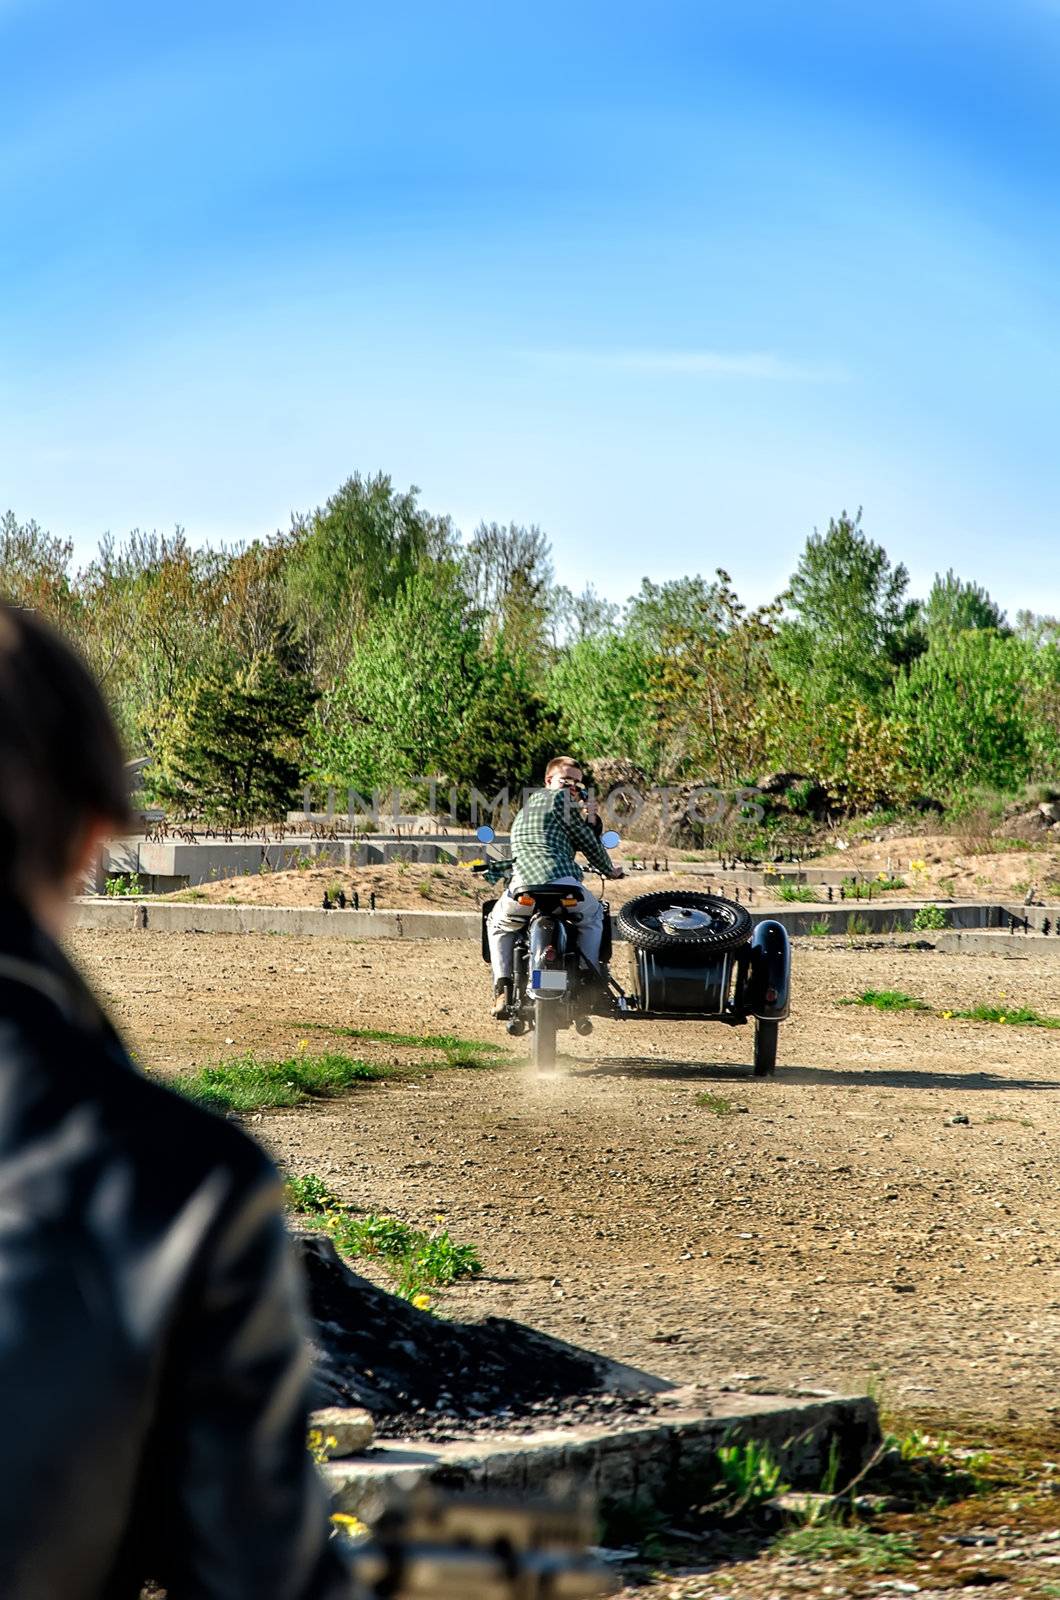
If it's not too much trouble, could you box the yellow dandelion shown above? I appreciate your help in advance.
[941,1010,953,1020]
[999,1015,1007,1024]
[297,1038,309,1054]
[411,1292,431,1311]
[434,1213,446,1224]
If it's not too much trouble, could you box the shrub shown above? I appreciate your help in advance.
[105,873,147,897]
[912,903,947,931]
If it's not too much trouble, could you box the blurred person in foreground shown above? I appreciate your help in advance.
[0,603,349,1598]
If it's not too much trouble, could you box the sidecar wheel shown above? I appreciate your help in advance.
[752,1018,779,1076]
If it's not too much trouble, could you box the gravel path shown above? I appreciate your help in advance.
[73,930,1060,1424]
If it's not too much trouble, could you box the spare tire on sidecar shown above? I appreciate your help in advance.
[615,891,790,1076]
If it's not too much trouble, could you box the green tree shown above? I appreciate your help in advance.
[921,569,1008,637]
[449,641,567,801]
[78,529,227,751]
[544,632,658,771]
[892,631,1032,794]
[649,572,782,784]
[155,655,317,822]
[625,574,728,655]
[307,565,483,790]
[548,583,620,645]
[285,473,456,680]
[1024,639,1060,779]
[461,522,554,665]
[776,510,920,705]
[0,511,77,627]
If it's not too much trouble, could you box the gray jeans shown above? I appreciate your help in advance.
[486,877,605,984]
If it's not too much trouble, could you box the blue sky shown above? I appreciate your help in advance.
[2,0,1059,618]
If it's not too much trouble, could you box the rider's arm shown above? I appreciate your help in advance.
[564,807,618,877]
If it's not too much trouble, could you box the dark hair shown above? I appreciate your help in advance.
[0,604,131,899]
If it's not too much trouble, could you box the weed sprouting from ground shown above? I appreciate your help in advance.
[104,873,147,897]
[776,884,817,902]
[715,1440,787,1507]
[284,1172,339,1213]
[808,918,831,936]
[695,1092,745,1116]
[837,989,1060,1028]
[774,1523,915,1570]
[954,1003,1060,1029]
[839,989,931,1012]
[180,1051,386,1110]
[912,902,947,930]
[284,1172,483,1307]
[842,874,907,898]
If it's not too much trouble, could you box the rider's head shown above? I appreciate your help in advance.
[0,603,130,932]
[544,756,583,793]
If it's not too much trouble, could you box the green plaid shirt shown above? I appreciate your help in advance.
[510,788,615,888]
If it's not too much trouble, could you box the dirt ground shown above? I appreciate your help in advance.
[72,928,1060,1429]
[158,860,740,913]
[813,829,1060,902]
[153,831,1060,911]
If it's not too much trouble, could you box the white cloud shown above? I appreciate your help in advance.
[520,348,847,382]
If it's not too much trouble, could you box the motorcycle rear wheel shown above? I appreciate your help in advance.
[531,1002,558,1072]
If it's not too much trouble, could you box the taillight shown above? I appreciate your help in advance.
[516,893,535,906]
[765,987,778,1004]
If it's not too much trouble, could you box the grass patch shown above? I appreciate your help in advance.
[838,991,1060,1029]
[301,1022,506,1054]
[952,1003,1060,1029]
[105,873,148,897]
[180,1051,387,1111]
[807,918,831,936]
[839,989,930,1012]
[773,1524,915,1571]
[284,1171,483,1306]
[776,884,818,902]
[842,875,907,898]
[695,1091,745,1115]
[284,1171,338,1212]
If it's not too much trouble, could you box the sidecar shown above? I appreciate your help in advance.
[613,892,791,1076]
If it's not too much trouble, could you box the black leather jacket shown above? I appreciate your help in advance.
[0,899,350,1599]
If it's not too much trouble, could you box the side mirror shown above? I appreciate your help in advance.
[600,830,621,849]
[476,824,496,845]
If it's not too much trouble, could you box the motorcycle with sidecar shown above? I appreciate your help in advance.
[474,827,791,1074]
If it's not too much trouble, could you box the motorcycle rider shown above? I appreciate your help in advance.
[487,755,624,1018]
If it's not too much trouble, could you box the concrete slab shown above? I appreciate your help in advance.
[323,1388,879,1517]
[72,898,1060,942]
[101,834,508,886]
[936,930,1060,959]
[73,901,483,939]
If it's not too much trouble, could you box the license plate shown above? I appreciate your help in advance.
[531,969,567,993]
